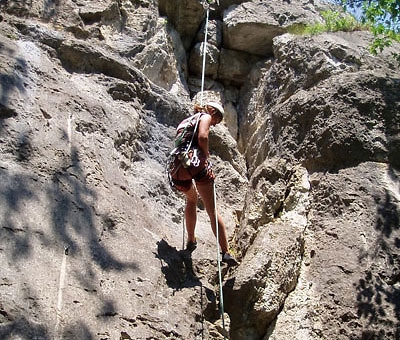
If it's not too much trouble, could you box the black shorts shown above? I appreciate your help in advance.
[169,149,214,192]
[172,166,214,192]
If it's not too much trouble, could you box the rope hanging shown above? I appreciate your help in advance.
[200,2,227,338]
[200,4,209,106]
[213,182,227,339]
[183,1,228,337]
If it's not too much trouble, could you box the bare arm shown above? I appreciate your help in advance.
[197,114,212,158]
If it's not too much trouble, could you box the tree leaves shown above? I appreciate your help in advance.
[333,0,400,63]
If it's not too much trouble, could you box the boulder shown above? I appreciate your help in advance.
[219,48,263,86]
[223,1,322,57]
[235,29,400,340]
[196,19,223,48]
[158,0,205,50]
[241,32,400,175]
[268,162,400,339]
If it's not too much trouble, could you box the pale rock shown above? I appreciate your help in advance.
[196,19,223,48]
[223,1,322,56]
[133,19,190,97]
[189,42,220,79]
[158,0,205,50]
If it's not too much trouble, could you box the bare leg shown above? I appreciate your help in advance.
[196,182,229,253]
[184,183,198,243]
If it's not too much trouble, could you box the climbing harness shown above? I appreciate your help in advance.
[166,112,204,189]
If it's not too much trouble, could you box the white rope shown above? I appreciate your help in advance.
[182,201,186,250]
[200,4,227,337]
[184,3,228,336]
[200,6,209,106]
[213,182,227,339]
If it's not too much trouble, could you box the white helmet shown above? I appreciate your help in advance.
[206,101,224,116]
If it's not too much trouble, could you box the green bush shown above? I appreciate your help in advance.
[294,10,369,35]
[322,10,364,31]
[291,4,400,64]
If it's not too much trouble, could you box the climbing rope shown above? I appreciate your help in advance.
[213,182,227,339]
[182,203,186,250]
[182,2,228,337]
[200,3,209,106]
[200,2,227,338]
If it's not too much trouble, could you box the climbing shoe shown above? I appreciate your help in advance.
[186,240,197,252]
[221,252,239,267]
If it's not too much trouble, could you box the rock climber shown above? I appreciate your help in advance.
[168,102,238,267]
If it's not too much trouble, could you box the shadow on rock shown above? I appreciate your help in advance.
[47,147,138,272]
[156,239,201,290]
[0,315,49,340]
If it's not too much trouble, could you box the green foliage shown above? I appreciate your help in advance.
[338,0,400,63]
[292,1,400,64]
[293,10,368,35]
[321,9,365,31]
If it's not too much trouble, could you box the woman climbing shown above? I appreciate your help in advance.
[168,102,238,267]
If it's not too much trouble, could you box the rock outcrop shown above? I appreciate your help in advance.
[0,0,399,339]
[228,29,400,340]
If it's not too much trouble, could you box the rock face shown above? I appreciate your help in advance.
[1,1,399,340]
[223,1,322,56]
[230,30,400,340]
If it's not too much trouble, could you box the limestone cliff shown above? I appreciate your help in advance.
[0,0,399,339]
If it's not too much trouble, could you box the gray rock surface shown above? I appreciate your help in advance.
[1,0,399,339]
[233,29,400,340]
[268,162,400,340]
[158,0,205,50]
[223,1,322,56]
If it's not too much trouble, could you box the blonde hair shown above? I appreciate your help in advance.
[194,103,205,113]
